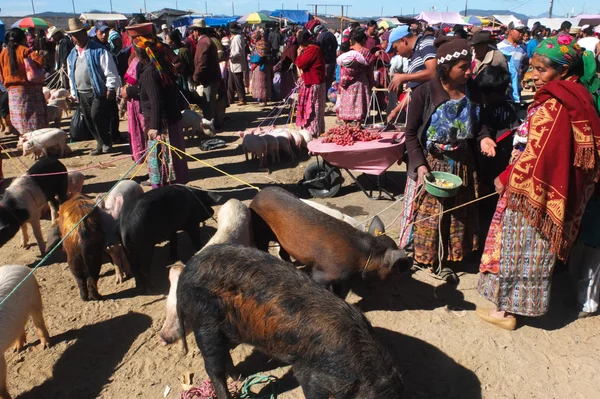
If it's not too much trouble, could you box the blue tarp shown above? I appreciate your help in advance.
[172,16,239,28]
[269,10,312,25]
[0,20,5,43]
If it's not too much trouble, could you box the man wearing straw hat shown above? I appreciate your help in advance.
[190,19,222,125]
[66,18,120,155]
[47,26,74,90]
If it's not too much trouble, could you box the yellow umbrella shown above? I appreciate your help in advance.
[238,12,273,24]
[378,20,397,29]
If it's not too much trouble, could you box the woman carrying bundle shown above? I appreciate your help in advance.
[0,28,48,136]
[336,29,373,124]
[476,35,600,330]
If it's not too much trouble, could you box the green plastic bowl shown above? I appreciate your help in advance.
[424,171,463,198]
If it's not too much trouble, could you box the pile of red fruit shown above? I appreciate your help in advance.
[321,125,382,146]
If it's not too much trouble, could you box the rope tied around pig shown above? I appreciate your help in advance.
[0,143,158,311]
[180,374,280,399]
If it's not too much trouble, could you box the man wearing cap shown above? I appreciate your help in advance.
[386,25,437,121]
[227,22,248,105]
[471,31,508,77]
[190,19,223,124]
[314,24,338,92]
[387,26,436,91]
[47,27,74,89]
[158,24,169,42]
[66,18,120,155]
[497,22,527,106]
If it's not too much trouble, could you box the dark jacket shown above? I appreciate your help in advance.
[316,31,338,64]
[137,62,183,131]
[57,36,74,69]
[404,77,488,179]
[193,35,221,85]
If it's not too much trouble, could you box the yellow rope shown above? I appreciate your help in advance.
[288,98,297,130]
[385,191,499,237]
[157,140,261,191]
[0,142,26,174]
[129,141,159,180]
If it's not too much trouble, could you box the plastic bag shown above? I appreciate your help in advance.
[24,58,46,84]
[69,105,93,142]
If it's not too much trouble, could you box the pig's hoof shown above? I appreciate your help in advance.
[39,341,51,350]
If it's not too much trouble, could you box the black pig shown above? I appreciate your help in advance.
[161,244,404,399]
[119,184,219,292]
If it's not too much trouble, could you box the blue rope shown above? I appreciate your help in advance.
[0,147,151,310]
[240,374,279,399]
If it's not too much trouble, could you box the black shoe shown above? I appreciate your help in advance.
[90,148,102,156]
[102,145,112,153]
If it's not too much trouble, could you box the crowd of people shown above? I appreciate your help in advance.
[1,14,600,331]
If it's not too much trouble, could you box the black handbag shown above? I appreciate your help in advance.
[69,105,93,142]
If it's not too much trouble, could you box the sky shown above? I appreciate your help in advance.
[1,0,598,18]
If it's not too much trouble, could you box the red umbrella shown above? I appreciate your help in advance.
[11,17,52,29]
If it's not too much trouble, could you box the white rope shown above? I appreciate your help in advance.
[353,194,405,229]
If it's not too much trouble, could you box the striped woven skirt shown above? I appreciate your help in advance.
[411,149,479,266]
[477,208,556,317]
[8,85,48,135]
[296,82,326,137]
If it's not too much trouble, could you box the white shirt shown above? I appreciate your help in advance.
[67,42,120,98]
[578,37,599,54]
[228,34,247,73]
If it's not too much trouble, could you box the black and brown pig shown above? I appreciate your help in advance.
[119,184,220,292]
[249,187,407,291]
[58,194,106,301]
[161,244,404,399]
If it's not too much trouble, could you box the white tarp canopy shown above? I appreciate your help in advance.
[527,18,581,30]
[415,12,466,26]
[79,13,128,21]
[489,15,524,27]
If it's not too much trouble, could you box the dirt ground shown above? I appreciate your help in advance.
[1,102,599,399]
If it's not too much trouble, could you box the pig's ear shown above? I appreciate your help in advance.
[384,248,408,271]
[112,195,124,216]
[368,216,385,237]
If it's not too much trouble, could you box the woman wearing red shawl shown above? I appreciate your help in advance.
[295,29,326,137]
[476,34,600,330]
[250,30,272,105]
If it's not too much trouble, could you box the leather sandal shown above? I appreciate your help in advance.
[476,307,517,330]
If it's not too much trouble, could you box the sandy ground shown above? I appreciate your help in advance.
[1,101,599,399]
